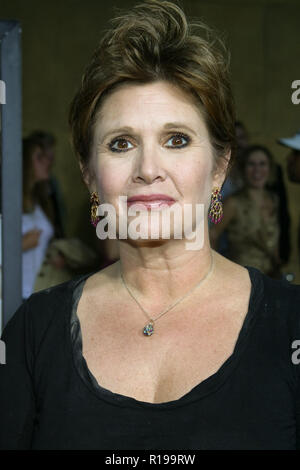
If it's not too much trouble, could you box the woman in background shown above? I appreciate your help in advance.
[27,130,66,239]
[22,135,100,296]
[210,144,282,278]
[22,137,55,299]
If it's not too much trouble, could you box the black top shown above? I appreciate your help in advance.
[1,266,300,450]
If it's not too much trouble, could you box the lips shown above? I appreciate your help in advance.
[127,194,175,210]
[127,194,174,202]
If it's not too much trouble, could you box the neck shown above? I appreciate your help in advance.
[246,186,266,200]
[117,225,214,306]
[24,181,36,212]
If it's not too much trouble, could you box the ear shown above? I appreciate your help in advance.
[212,150,231,188]
[79,160,94,190]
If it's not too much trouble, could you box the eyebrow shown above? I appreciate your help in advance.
[100,122,198,141]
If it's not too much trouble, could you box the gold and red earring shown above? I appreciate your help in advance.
[90,191,101,227]
[208,187,223,224]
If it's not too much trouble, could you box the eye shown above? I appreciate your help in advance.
[165,133,190,148]
[108,132,190,153]
[109,138,134,153]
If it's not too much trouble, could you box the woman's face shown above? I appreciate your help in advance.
[244,150,271,189]
[88,80,227,242]
[32,146,51,182]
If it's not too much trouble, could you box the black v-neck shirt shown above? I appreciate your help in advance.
[1,266,300,450]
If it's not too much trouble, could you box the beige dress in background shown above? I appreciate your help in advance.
[225,188,280,277]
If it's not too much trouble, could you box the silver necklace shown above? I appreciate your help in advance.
[119,252,214,336]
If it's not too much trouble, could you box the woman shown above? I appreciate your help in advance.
[22,136,99,297]
[210,145,283,278]
[21,137,55,299]
[27,130,66,239]
[1,0,300,450]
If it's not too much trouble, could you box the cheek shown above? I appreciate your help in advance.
[261,165,270,177]
[94,162,125,200]
[176,159,212,200]
[245,166,253,177]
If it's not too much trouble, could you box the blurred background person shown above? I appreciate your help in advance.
[278,129,300,183]
[278,129,300,266]
[22,137,55,300]
[235,121,250,158]
[216,120,249,256]
[24,132,101,293]
[22,133,98,298]
[267,148,291,269]
[221,120,249,201]
[210,144,282,278]
[27,130,66,238]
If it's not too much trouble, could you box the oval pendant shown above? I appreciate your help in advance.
[143,320,154,336]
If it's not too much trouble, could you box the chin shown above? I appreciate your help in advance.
[249,182,265,189]
[127,221,182,242]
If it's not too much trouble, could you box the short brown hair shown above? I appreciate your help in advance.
[69,0,236,175]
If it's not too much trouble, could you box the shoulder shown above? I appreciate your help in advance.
[224,189,246,207]
[243,268,300,388]
[3,271,97,351]
[249,267,300,337]
[259,269,300,310]
[222,194,238,216]
[26,270,97,315]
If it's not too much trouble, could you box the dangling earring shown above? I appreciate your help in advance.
[90,191,101,227]
[208,187,223,224]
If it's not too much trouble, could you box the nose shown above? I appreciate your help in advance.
[132,144,166,185]
[249,164,261,174]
